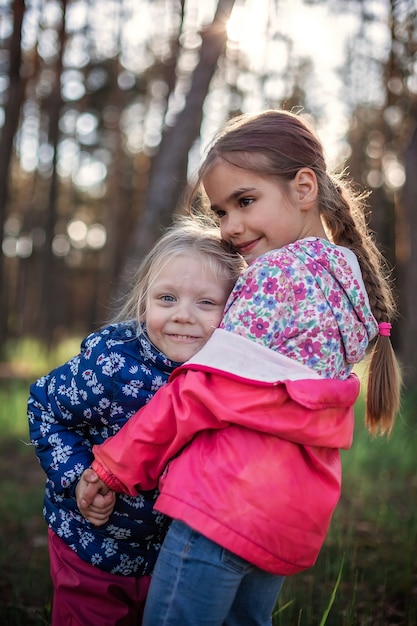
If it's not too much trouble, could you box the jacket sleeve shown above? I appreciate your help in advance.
[92,367,359,496]
[28,331,116,496]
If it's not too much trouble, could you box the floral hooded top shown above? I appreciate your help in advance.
[220,238,378,379]
[28,321,181,576]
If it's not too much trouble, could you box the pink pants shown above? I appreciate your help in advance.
[48,528,151,626]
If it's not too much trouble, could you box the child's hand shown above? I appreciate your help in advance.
[75,468,116,526]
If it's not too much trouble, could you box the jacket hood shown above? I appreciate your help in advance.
[289,239,378,364]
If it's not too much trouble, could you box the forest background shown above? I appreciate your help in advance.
[0,0,416,390]
[0,0,416,624]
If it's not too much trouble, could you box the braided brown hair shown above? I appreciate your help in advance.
[190,109,401,435]
[318,174,401,434]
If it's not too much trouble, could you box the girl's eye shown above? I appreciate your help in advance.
[160,294,175,302]
[200,299,216,306]
[239,197,254,207]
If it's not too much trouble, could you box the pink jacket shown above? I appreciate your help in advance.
[92,330,359,576]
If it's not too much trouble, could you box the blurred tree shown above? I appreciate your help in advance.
[40,0,68,341]
[120,0,236,289]
[400,125,417,388]
[340,0,417,387]
[0,0,25,352]
[1,0,302,343]
[1,0,415,373]
[388,0,417,388]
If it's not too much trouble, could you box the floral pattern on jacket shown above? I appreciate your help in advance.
[220,238,378,379]
[28,321,181,576]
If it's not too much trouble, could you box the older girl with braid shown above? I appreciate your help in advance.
[78,110,401,626]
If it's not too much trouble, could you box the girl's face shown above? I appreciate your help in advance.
[145,254,230,362]
[203,160,325,264]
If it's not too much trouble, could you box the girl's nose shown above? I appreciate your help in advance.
[221,213,244,240]
[172,302,194,322]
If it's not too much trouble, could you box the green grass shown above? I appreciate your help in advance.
[2,336,82,381]
[1,340,416,624]
[0,434,52,625]
[0,338,80,625]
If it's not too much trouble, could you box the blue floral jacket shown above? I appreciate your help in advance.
[28,321,181,576]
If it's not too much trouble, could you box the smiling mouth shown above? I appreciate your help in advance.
[167,334,200,341]
[236,238,261,253]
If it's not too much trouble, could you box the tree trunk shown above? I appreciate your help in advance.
[123,0,236,281]
[0,0,25,355]
[398,125,417,388]
[39,0,67,343]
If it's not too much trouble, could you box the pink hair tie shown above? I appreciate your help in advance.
[378,322,391,337]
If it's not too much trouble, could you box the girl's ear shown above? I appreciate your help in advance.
[294,168,318,210]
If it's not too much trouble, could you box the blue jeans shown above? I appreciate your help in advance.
[142,520,285,626]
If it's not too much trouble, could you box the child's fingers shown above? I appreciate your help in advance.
[80,481,112,507]
[76,478,101,509]
[81,492,116,526]
[83,467,99,484]
[79,483,101,508]
[83,510,111,526]
[92,490,116,511]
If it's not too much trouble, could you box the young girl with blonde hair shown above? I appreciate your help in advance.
[28,216,245,626]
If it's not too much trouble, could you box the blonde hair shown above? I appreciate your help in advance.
[189,109,401,435]
[113,215,246,327]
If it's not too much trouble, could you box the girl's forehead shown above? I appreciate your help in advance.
[147,258,226,298]
[155,252,229,282]
[157,252,213,272]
